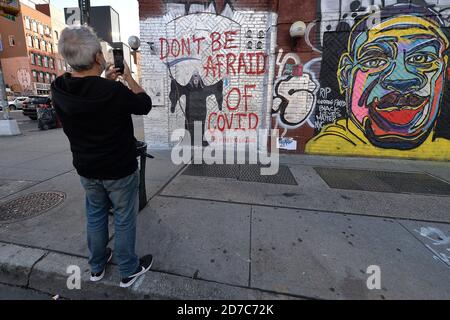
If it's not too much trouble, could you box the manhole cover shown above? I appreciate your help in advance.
[314,168,450,196]
[182,164,298,185]
[0,192,66,223]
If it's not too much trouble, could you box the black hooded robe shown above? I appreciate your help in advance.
[170,78,223,145]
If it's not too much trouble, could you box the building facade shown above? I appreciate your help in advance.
[0,1,63,95]
[36,3,69,80]
[137,0,450,161]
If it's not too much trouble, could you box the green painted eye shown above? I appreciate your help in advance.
[361,58,388,69]
[406,54,435,64]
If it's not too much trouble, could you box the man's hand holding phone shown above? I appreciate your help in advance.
[105,63,122,81]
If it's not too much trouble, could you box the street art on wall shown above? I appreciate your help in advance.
[16,69,32,92]
[272,49,319,129]
[161,24,266,146]
[141,1,276,148]
[306,4,450,159]
[170,70,224,146]
[268,1,450,160]
[318,0,450,47]
[140,0,450,160]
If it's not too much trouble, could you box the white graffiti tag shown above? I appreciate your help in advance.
[272,49,318,129]
[273,74,317,128]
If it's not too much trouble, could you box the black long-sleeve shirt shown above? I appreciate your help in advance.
[51,73,152,180]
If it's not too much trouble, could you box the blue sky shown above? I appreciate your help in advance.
[50,0,140,41]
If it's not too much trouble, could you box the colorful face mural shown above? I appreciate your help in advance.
[338,13,449,150]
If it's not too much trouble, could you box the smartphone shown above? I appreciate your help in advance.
[113,49,125,74]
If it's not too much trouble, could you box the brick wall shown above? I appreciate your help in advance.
[138,0,277,150]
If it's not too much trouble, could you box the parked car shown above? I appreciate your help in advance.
[23,96,52,120]
[8,97,28,110]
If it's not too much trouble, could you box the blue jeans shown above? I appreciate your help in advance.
[80,170,140,279]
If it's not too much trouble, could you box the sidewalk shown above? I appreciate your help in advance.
[0,127,449,299]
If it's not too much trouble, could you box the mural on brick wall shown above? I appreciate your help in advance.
[276,1,450,160]
[141,0,276,148]
[169,70,224,146]
[272,49,319,129]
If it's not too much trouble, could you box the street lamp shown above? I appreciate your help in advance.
[289,21,306,50]
[128,36,141,65]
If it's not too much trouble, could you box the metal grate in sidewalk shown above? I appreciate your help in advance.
[182,164,298,185]
[314,168,450,196]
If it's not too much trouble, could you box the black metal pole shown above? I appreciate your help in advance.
[78,0,91,26]
[139,152,147,211]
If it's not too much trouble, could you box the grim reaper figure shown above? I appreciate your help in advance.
[170,71,223,146]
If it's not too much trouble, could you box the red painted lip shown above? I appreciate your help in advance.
[369,93,429,126]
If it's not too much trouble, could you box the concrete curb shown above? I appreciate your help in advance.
[0,242,299,300]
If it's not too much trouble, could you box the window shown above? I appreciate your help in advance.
[39,72,44,82]
[45,73,50,83]
[30,53,36,65]
[32,70,38,82]
[51,74,56,82]
[8,36,15,47]
[32,21,37,33]
[54,31,59,40]
[49,58,54,69]
[44,56,49,68]
[25,17,31,30]
[34,37,39,49]
[45,26,51,36]
[41,40,46,51]
[27,35,33,47]
[38,24,44,35]
[49,44,53,53]
[37,55,42,67]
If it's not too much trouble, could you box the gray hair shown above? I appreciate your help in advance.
[58,26,102,72]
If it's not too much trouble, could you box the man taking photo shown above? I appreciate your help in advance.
[51,26,153,288]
